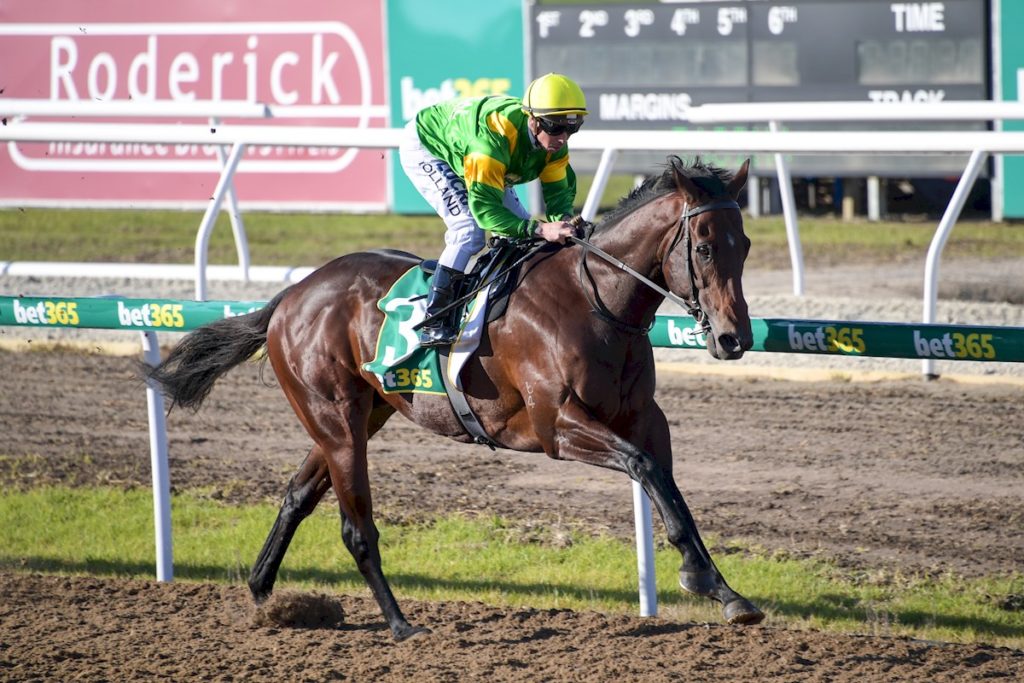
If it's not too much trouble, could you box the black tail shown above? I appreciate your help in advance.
[144,288,290,411]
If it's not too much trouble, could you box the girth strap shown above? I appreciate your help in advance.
[437,346,499,450]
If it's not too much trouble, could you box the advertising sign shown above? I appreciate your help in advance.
[998,0,1024,218]
[0,0,388,210]
[386,0,524,213]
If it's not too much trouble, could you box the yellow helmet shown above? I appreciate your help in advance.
[522,73,588,118]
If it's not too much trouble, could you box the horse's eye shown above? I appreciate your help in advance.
[695,243,712,261]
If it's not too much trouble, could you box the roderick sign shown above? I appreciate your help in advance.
[0,0,389,210]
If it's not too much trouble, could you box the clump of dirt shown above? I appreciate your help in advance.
[252,590,346,629]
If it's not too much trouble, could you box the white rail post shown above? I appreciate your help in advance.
[867,176,883,221]
[582,148,619,221]
[211,117,251,283]
[769,121,805,296]
[632,482,658,616]
[921,149,988,379]
[747,175,762,218]
[194,142,247,300]
[140,331,173,581]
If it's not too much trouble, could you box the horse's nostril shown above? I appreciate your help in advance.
[718,334,742,353]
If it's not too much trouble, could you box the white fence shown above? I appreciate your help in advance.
[5,99,1024,311]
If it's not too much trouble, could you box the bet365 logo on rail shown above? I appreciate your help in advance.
[788,325,866,354]
[666,319,707,347]
[913,330,995,360]
[118,302,184,328]
[9,299,80,326]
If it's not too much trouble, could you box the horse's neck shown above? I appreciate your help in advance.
[583,197,678,328]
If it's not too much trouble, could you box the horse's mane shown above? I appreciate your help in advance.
[592,156,733,234]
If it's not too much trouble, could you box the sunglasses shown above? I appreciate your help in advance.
[536,117,583,136]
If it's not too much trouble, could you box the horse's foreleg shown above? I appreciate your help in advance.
[551,398,764,625]
[249,447,331,603]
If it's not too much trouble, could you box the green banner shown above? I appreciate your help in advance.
[2,295,1022,363]
[386,0,525,214]
[650,316,1024,363]
[0,296,266,333]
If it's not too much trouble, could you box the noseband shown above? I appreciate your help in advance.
[573,198,741,336]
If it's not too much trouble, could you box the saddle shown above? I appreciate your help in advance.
[417,236,539,328]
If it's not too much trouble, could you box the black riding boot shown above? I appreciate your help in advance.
[419,266,465,347]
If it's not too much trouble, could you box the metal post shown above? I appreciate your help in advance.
[632,481,658,616]
[211,117,251,283]
[194,142,246,300]
[747,175,761,218]
[140,331,173,582]
[769,121,805,296]
[922,149,987,379]
[581,148,619,221]
[867,176,882,221]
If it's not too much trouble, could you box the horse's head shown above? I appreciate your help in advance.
[663,158,752,360]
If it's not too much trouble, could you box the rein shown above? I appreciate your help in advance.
[572,198,740,336]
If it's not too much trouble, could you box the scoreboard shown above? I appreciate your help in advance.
[529,0,989,176]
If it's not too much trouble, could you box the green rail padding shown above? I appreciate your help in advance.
[0,296,266,333]
[2,295,1022,363]
[650,316,1024,363]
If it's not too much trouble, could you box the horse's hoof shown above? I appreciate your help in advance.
[393,624,432,642]
[724,598,764,625]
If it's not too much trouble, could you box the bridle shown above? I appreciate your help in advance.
[573,198,741,336]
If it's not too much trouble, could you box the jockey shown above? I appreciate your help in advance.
[398,72,588,347]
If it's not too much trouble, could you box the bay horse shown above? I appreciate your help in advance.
[147,156,762,640]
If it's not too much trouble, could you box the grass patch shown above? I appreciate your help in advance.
[1,486,1021,648]
[3,196,1023,274]
[0,207,444,268]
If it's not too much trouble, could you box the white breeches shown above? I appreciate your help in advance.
[399,119,529,272]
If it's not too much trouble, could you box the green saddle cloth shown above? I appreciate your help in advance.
[362,266,446,395]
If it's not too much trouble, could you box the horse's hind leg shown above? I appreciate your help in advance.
[248,447,331,603]
[248,403,396,605]
[287,385,425,641]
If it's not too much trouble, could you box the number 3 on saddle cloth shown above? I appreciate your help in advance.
[362,240,529,402]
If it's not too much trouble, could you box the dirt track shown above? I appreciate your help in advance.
[1,345,1022,681]
[3,572,1022,682]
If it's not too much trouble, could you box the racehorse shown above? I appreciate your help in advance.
[147,156,762,640]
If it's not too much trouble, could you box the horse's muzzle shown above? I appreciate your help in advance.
[706,328,753,361]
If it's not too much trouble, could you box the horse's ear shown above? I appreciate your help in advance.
[726,159,751,200]
[671,162,702,204]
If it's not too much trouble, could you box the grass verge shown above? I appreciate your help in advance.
[1,486,1021,648]
[2,203,1023,273]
